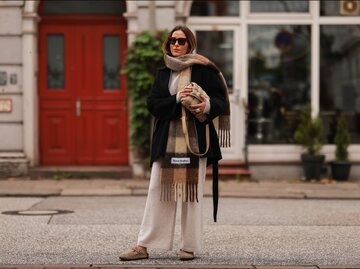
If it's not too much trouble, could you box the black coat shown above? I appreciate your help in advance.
[147,64,228,166]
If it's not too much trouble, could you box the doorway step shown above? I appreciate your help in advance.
[206,161,252,180]
[29,166,132,180]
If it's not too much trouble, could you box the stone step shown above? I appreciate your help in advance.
[206,161,252,178]
[29,166,132,180]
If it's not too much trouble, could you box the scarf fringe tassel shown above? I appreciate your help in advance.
[219,129,231,148]
[160,182,199,203]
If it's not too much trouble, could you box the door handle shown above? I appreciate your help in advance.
[76,99,81,117]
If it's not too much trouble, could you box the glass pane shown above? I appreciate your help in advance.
[251,0,309,13]
[196,31,233,90]
[43,0,125,15]
[103,35,120,90]
[321,0,360,16]
[320,25,360,144]
[47,35,64,89]
[190,0,239,16]
[248,25,311,144]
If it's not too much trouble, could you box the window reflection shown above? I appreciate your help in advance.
[103,35,120,90]
[47,35,64,89]
[320,25,360,143]
[190,0,239,16]
[251,0,309,13]
[248,25,311,144]
[196,31,233,90]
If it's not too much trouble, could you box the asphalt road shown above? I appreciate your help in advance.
[1,196,360,267]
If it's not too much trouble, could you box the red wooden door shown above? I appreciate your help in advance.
[39,20,128,165]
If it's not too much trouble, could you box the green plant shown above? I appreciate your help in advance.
[293,104,325,155]
[53,171,72,181]
[334,113,351,161]
[123,31,167,160]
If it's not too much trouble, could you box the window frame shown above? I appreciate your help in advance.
[188,0,360,162]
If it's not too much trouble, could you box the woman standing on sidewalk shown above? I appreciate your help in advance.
[119,25,230,261]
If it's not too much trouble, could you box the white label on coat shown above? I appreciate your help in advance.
[171,157,190,164]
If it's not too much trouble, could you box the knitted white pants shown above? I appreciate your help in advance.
[137,158,207,253]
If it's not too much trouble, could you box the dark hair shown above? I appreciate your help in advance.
[162,25,197,56]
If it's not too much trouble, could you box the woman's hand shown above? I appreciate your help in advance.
[179,85,192,100]
[190,94,207,115]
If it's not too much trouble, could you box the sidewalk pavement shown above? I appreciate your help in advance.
[1,179,360,269]
[1,178,360,199]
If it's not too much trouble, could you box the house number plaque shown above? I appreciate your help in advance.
[0,98,12,113]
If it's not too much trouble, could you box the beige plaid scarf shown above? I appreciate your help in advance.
[160,67,200,202]
[164,53,231,147]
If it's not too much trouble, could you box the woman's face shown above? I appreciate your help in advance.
[170,30,189,57]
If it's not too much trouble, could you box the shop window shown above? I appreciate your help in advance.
[251,0,309,13]
[320,25,360,144]
[42,0,125,15]
[196,31,233,90]
[248,25,311,144]
[321,0,360,16]
[190,0,239,16]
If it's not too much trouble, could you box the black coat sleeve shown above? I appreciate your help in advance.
[147,71,181,120]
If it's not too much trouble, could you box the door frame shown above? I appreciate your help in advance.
[38,16,128,165]
[188,24,245,161]
[22,0,130,166]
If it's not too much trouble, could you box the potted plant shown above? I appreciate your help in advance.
[294,104,326,181]
[331,113,351,181]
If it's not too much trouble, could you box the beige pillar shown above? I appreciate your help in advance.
[22,0,40,166]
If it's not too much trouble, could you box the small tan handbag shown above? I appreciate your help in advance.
[181,82,209,123]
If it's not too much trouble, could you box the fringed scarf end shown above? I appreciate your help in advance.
[161,182,199,203]
[219,129,231,148]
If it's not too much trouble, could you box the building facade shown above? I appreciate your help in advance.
[0,0,359,180]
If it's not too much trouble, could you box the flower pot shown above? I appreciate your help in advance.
[301,153,325,181]
[330,161,351,181]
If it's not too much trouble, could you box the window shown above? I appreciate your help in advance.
[248,25,311,144]
[251,0,309,13]
[190,0,239,16]
[321,0,360,16]
[320,25,360,143]
[47,35,64,89]
[42,0,125,15]
[103,35,120,90]
[196,31,234,90]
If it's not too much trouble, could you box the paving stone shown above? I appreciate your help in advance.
[255,265,318,269]
[305,190,360,199]
[318,265,360,269]
[60,189,131,196]
[45,265,73,269]
[219,191,305,199]
[44,265,89,269]
[15,264,45,269]
[131,189,148,196]
[0,189,61,197]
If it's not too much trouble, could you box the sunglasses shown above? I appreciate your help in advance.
[169,37,187,46]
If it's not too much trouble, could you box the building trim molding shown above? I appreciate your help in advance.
[22,0,40,166]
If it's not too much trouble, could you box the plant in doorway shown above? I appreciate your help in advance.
[293,104,326,181]
[331,112,351,181]
[123,31,167,175]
